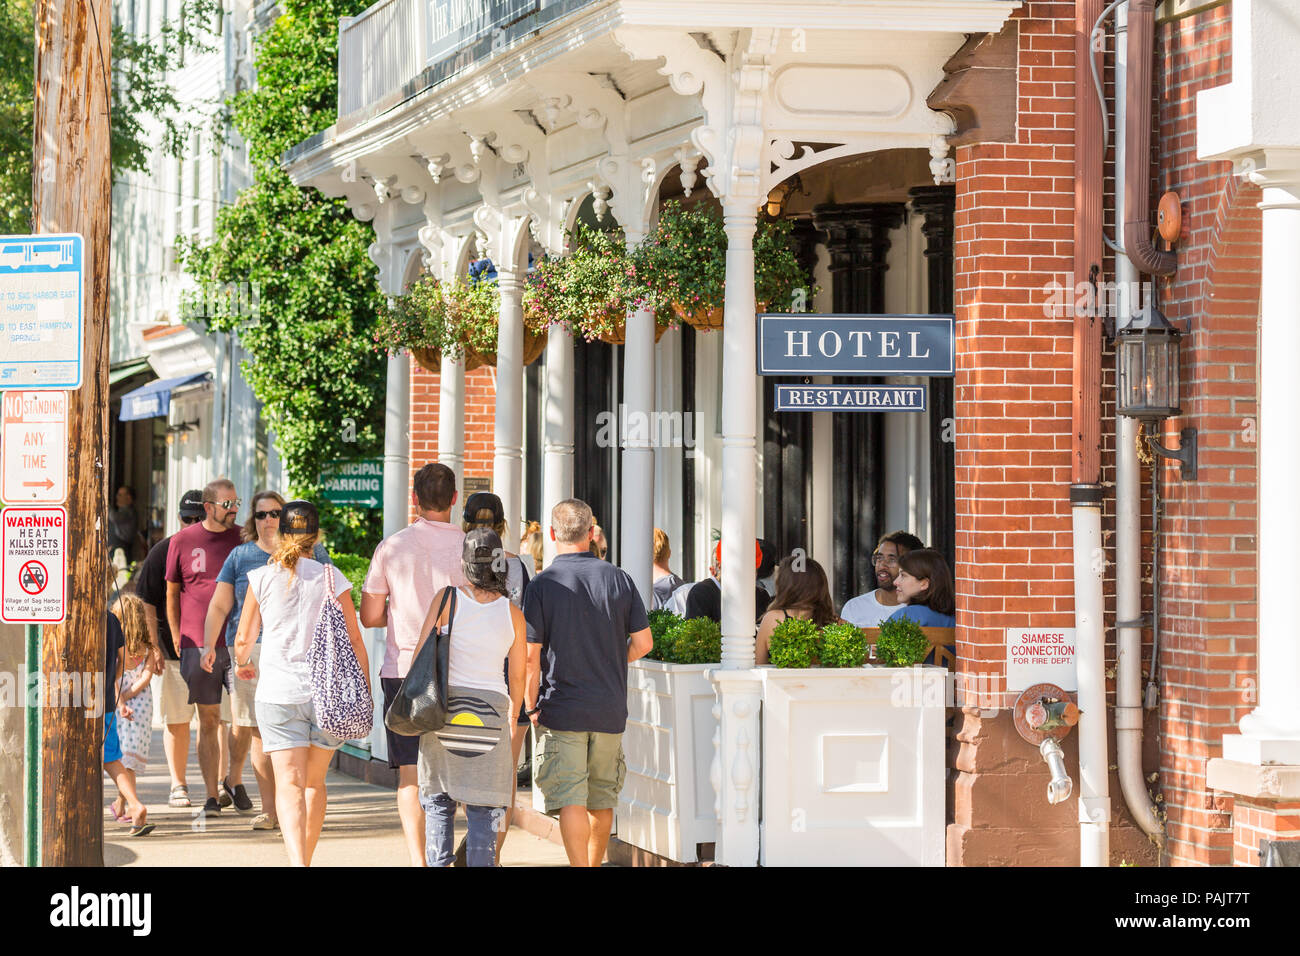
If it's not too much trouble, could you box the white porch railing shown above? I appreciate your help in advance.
[336,0,599,118]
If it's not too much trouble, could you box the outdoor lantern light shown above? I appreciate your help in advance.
[1117,302,1181,420]
[1117,302,1197,479]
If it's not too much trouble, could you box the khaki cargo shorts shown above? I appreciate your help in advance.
[533,725,626,815]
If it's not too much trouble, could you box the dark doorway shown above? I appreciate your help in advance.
[572,337,617,557]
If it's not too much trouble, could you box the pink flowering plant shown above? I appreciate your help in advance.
[638,200,814,317]
[523,224,667,341]
[374,274,500,362]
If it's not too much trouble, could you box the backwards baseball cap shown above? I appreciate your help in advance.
[279,500,320,537]
[463,492,505,527]
[179,489,206,518]
[714,539,764,570]
[463,527,503,564]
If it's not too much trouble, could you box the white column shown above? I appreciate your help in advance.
[494,269,525,552]
[1227,165,1300,764]
[542,324,574,568]
[382,352,411,538]
[621,229,656,605]
[438,355,465,526]
[712,201,762,867]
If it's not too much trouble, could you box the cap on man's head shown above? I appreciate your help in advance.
[179,490,206,518]
[463,527,502,564]
[279,500,320,537]
[464,492,505,527]
[714,540,764,570]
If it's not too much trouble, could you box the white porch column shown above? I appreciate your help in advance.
[438,355,465,525]
[713,201,762,867]
[494,269,526,552]
[621,229,656,606]
[382,352,411,538]
[1229,162,1300,763]
[542,324,574,567]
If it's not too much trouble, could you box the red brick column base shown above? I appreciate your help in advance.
[1208,758,1300,866]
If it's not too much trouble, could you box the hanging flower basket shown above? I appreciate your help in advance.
[643,200,814,327]
[378,275,547,374]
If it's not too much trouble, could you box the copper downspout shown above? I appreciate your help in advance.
[1124,0,1177,277]
[1074,0,1105,486]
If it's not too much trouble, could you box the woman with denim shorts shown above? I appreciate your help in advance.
[415,527,527,867]
[232,500,369,866]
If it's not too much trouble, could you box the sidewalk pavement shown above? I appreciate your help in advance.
[104,723,569,867]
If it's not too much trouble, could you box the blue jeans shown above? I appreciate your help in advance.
[420,792,504,867]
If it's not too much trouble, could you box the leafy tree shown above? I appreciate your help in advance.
[0,0,218,233]
[182,0,385,554]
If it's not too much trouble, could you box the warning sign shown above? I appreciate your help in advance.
[1006,627,1077,692]
[1,389,67,504]
[2,505,66,623]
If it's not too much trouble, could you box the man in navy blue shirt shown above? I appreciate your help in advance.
[523,498,652,867]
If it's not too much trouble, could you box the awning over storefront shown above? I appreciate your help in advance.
[109,359,152,386]
[118,372,211,421]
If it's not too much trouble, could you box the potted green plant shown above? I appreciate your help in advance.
[875,617,930,667]
[817,622,869,668]
[767,617,821,668]
[668,616,722,665]
[646,608,683,662]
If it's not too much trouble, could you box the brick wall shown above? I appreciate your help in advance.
[407,354,498,521]
[1152,2,1260,866]
[1231,799,1300,866]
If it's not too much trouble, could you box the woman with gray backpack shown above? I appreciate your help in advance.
[232,500,371,866]
[407,527,527,867]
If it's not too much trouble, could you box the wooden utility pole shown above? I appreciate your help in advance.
[31,0,112,866]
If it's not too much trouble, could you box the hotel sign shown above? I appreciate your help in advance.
[757,314,954,377]
[774,385,926,413]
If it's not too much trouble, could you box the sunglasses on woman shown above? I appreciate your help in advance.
[254,509,283,520]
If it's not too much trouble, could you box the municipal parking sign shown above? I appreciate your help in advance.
[2,505,66,623]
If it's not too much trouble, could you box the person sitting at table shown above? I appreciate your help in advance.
[886,548,956,628]
[754,555,837,665]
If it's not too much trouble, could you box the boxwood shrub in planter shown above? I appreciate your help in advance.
[670,616,722,665]
[875,617,929,667]
[818,622,868,668]
[647,608,683,662]
[768,617,821,668]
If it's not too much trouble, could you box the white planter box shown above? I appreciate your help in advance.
[759,665,946,867]
[615,660,719,863]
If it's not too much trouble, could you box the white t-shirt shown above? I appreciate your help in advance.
[248,557,351,705]
[840,589,902,628]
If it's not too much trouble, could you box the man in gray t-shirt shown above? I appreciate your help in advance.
[523,498,652,866]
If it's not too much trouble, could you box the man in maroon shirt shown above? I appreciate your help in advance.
[166,478,242,817]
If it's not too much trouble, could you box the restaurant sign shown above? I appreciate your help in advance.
[757,314,954,376]
[774,384,926,413]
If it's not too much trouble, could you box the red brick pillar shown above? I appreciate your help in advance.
[944,2,1158,866]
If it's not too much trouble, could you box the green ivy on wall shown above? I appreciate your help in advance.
[182,0,386,553]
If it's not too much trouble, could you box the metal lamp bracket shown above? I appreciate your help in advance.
[1147,427,1197,481]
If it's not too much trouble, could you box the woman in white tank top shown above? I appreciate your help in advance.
[414,527,526,867]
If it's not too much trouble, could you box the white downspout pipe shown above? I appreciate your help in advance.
[1113,0,1165,846]
[1072,489,1109,866]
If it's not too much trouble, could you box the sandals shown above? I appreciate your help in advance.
[108,798,127,823]
[128,821,156,837]
[168,784,191,808]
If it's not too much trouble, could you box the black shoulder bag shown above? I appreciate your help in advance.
[384,586,457,736]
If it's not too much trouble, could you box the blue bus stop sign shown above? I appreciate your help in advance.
[0,235,84,390]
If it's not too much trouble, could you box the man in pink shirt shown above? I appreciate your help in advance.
[361,462,465,866]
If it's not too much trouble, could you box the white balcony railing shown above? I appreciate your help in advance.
[337,0,596,119]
